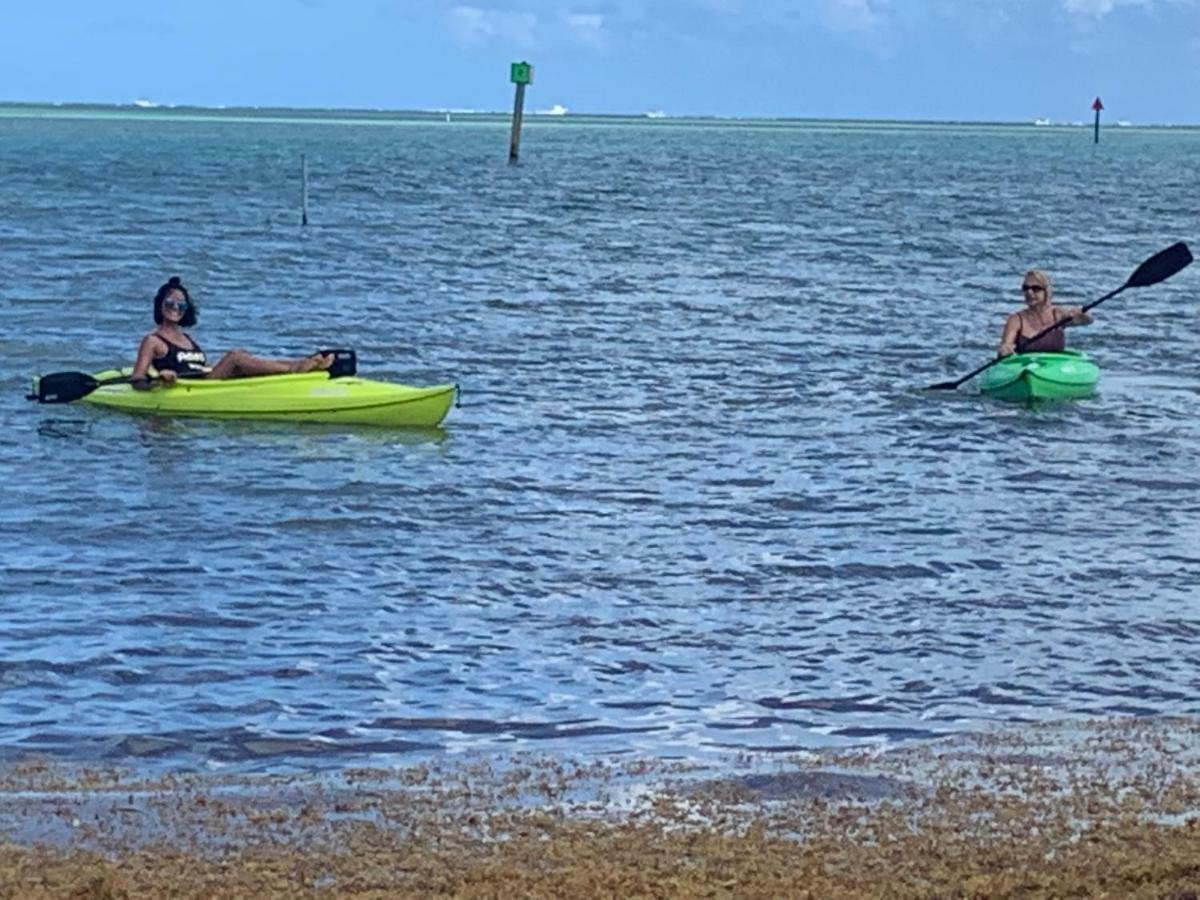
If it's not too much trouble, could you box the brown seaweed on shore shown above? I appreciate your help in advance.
[2,717,1200,898]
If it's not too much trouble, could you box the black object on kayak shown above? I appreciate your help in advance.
[928,241,1193,391]
[319,348,357,378]
[27,371,151,404]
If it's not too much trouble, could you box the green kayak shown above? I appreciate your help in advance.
[978,350,1099,401]
[71,367,457,427]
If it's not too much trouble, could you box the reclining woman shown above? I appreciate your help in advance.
[132,276,332,388]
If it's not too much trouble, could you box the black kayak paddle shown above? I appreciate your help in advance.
[27,371,158,404]
[928,241,1193,391]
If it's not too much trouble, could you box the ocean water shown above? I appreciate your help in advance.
[1,108,1198,771]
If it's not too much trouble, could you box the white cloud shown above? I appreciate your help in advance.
[1061,0,1149,17]
[449,6,538,49]
[826,0,887,30]
[561,12,606,47]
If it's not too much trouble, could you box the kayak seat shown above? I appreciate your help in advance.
[319,348,357,378]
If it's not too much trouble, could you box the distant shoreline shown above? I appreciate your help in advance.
[0,100,1195,130]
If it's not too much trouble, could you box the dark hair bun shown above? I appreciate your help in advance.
[168,276,182,287]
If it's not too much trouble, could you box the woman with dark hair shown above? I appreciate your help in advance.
[131,276,332,388]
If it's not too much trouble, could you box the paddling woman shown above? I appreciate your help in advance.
[131,277,332,388]
[997,269,1093,357]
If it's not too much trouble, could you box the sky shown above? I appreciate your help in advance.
[2,0,1198,123]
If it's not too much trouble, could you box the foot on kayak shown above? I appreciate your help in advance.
[293,353,334,374]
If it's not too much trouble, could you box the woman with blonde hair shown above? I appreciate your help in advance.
[997,269,1093,356]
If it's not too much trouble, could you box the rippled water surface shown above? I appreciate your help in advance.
[2,110,1198,770]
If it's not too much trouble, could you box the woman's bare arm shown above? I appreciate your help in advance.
[131,334,176,388]
[1059,305,1094,327]
[997,313,1021,356]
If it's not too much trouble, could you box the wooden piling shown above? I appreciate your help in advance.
[508,61,534,165]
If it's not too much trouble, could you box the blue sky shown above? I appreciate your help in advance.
[2,0,1197,122]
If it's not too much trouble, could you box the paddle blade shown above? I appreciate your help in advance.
[29,371,100,404]
[927,380,960,391]
[1126,241,1193,288]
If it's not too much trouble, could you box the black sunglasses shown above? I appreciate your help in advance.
[163,298,189,311]
[1021,285,1046,294]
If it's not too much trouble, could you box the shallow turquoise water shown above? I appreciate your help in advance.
[1,110,1198,770]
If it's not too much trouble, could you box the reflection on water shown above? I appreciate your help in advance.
[1,115,1199,771]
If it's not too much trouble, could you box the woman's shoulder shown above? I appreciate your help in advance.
[144,328,196,342]
[139,329,166,343]
[138,330,171,350]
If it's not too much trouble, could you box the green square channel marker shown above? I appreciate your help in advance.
[510,62,534,85]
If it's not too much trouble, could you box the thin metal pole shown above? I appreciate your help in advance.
[301,154,309,226]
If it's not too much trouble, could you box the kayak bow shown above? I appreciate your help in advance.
[978,350,1099,402]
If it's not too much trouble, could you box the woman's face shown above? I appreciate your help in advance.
[1021,277,1048,308]
[161,288,189,323]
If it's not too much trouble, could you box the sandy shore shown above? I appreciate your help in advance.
[3,717,1200,898]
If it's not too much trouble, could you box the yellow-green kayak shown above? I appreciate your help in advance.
[78,368,457,427]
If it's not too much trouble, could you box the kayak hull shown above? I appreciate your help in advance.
[978,350,1099,402]
[81,369,457,427]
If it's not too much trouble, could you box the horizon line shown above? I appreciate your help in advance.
[0,99,1196,129]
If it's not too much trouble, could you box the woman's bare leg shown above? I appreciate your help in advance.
[207,349,333,380]
[292,352,334,374]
